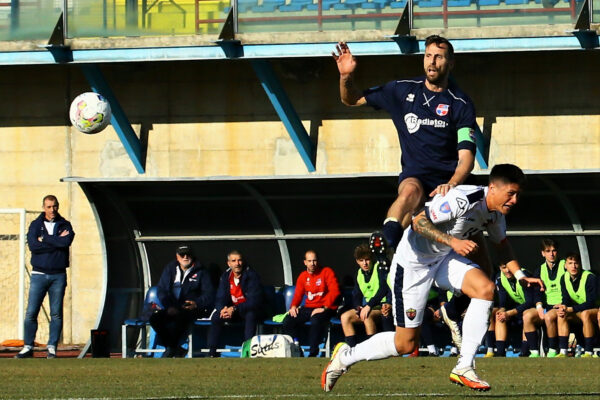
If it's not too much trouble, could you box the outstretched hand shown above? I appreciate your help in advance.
[449,237,478,256]
[332,42,357,76]
[521,276,545,291]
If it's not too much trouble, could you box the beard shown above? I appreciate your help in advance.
[425,68,448,86]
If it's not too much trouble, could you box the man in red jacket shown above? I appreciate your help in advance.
[283,250,341,357]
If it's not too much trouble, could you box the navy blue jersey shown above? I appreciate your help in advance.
[364,76,476,178]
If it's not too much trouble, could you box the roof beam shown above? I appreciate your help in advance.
[81,64,146,174]
[251,59,316,172]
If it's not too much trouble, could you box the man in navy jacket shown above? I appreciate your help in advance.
[207,250,263,357]
[150,244,215,357]
[16,195,75,359]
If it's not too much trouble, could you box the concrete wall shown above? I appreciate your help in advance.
[0,49,598,345]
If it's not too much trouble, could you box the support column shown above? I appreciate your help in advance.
[80,64,146,174]
[251,59,316,172]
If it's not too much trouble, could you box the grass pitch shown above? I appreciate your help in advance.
[1,357,600,399]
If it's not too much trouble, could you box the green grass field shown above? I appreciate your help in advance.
[2,357,600,399]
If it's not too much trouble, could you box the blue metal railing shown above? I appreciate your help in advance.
[0,0,595,41]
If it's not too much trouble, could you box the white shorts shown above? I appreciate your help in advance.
[389,252,476,328]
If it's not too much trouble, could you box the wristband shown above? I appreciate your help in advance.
[514,269,526,281]
[536,303,543,310]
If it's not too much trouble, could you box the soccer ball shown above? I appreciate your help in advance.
[69,92,112,134]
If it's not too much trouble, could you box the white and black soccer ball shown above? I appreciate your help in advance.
[69,92,112,134]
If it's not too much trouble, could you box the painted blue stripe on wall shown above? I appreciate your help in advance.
[0,36,585,65]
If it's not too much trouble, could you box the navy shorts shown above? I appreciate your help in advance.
[398,172,476,198]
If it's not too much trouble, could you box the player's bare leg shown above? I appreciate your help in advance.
[322,326,419,392]
[522,308,542,357]
[450,268,494,391]
[544,309,560,356]
[383,178,424,247]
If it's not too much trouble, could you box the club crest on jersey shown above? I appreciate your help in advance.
[316,278,322,286]
[406,93,415,102]
[439,202,451,213]
[436,104,449,116]
[406,308,417,320]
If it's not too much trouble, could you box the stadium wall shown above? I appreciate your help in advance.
[0,49,598,345]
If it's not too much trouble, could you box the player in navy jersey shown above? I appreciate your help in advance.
[332,35,477,252]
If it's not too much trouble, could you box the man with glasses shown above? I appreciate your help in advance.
[150,244,215,357]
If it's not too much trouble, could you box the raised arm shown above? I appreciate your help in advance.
[412,210,478,257]
[332,42,367,107]
[494,239,545,291]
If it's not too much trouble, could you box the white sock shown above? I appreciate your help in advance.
[456,298,492,369]
[340,331,398,367]
[19,345,32,354]
[560,349,568,355]
[530,350,539,355]
[47,345,56,355]
[487,347,494,353]
[427,344,437,354]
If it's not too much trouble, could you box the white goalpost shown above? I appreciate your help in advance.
[0,209,27,340]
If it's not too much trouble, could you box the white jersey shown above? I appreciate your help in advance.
[396,185,507,265]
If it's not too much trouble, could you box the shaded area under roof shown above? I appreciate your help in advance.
[63,170,600,353]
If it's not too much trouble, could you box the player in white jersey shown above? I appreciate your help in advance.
[322,164,544,392]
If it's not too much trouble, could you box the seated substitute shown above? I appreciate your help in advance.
[341,244,393,347]
[282,250,341,357]
[207,250,263,357]
[524,238,566,357]
[554,253,598,358]
[494,264,539,357]
[150,244,215,357]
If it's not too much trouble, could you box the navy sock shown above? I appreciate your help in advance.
[559,336,569,351]
[520,341,530,356]
[382,220,402,249]
[443,297,460,321]
[548,336,558,350]
[524,331,538,351]
[443,295,470,321]
[346,335,357,347]
[584,337,595,353]
[485,330,495,349]
[496,340,506,357]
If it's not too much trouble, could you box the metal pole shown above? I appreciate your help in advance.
[10,0,19,32]
[103,0,107,30]
[232,0,238,34]
[63,0,68,39]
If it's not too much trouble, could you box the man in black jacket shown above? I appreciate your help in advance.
[16,195,75,359]
[207,250,263,357]
[150,244,215,357]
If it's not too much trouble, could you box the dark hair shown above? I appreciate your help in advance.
[540,238,558,251]
[565,252,581,264]
[489,164,526,187]
[42,194,59,205]
[425,35,454,60]
[353,243,371,260]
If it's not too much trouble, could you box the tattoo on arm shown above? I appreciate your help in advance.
[413,214,453,246]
